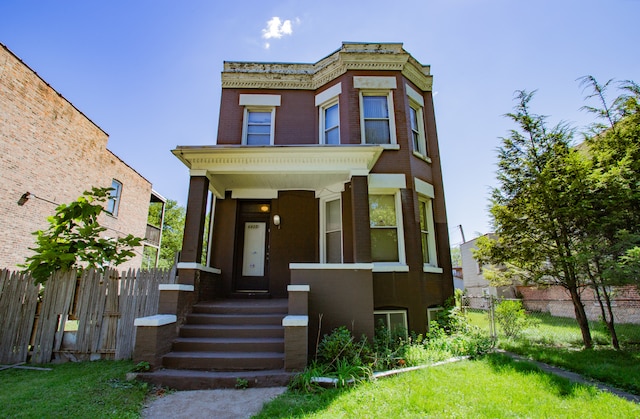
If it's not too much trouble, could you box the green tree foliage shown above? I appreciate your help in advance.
[153,199,185,269]
[476,79,640,350]
[21,187,142,284]
[474,90,595,348]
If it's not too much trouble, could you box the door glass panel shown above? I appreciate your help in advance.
[326,231,342,263]
[242,222,266,276]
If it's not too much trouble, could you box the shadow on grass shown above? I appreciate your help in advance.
[499,340,640,395]
[483,352,599,399]
[254,386,351,419]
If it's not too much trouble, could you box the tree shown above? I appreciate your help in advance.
[22,187,142,284]
[474,90,595,348]
[573,77,640,348]
[153,199,185,269]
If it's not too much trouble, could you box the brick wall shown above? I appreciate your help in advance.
[518,285,640,324]
[0,44,151,270]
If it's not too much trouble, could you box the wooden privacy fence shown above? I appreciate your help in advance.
[0,267,175,365]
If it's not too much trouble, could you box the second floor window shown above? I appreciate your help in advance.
[362,95,391,144]
[106,179,122,217]
[322,102,340,144]
[244,109,273,145]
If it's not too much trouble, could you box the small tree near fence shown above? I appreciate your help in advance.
[21,187,142,284]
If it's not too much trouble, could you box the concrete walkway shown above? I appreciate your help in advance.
[141,386,287,419]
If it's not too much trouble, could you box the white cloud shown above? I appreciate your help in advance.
[262,16,293,40]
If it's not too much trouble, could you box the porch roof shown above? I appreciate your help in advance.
[172,145,384,198]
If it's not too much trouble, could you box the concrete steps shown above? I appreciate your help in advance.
[138,298,291,389]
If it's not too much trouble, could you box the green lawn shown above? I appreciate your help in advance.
[256,354,640,418]
[0,360,148,418]
[466,308,640,394]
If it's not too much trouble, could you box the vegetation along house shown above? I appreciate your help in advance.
[0,43,165,271]
[134,43,454,388]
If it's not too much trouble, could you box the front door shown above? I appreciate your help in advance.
[234,202,270,292]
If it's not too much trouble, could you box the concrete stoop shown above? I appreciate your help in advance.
[138,299,291,390]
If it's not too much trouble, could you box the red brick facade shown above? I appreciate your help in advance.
[174,43,454,337]
[0,43,152,270]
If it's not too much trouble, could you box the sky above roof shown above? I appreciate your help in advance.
[1,0,638,246]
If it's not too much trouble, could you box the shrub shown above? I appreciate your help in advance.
[494,300,534,339]
[317,326,370,366]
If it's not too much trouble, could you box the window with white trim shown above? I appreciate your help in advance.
[360,92,396,145]
[427,307,443,332]
[419,197,437,267]
[406,84,427,157]
[374,310,408,338]
[320,195,342,263]
[316,83,342,145]
[369,193,404,263]
[239,94,280,145]
[243,108,275,145]
[106,179,122,217]
[321,100,340,144]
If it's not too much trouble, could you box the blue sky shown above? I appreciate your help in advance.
[1,0,639,245]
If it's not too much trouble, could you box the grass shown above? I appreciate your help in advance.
[256,354,640,418]
[0,360,148,418]
[466,308,640,394]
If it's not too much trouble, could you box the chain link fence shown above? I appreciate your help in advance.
[461,292,640,346]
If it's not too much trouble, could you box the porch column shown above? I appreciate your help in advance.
[350,176,372,263]
[180,174,209,268]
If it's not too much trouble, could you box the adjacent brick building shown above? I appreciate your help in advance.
[0,43,161,270]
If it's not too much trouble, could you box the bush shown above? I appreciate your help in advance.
[495,300,534,339]
[317,326,370,366]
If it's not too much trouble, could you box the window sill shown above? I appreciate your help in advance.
[372,263,409,272]
[380,144,400,150]
[413,151,432,163]
[423,265,444,273]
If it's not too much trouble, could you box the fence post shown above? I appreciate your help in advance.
[488,295,497,339]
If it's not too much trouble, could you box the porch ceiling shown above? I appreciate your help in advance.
[172,145,384,198]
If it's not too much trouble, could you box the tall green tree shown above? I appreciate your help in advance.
[22,187,142,284]
[573,77,640,348]
[152,199,186,269]
[474,90,594,348]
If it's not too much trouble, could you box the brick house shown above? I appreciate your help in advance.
[135,43,453,388]
[0,43,163,270]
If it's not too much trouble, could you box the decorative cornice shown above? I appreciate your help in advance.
[221,42,433,92]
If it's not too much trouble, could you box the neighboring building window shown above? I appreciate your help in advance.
[374,310,408,338]
[360,93,395,144]
[321,101,340,144]
[321,195,342,263]
[369,193,402,262]
[419,197,437,267]
[106,179,122,216]
[243,108,274,145]
[406,84,427,157]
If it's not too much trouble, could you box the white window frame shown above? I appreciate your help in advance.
[415,178,442,273]
[369,191,406,270]
[319,99,340,145]
[358,90,397,146]
[241,107,276,145]
[374,309,408,338]
[427,307,443,331]
[106,179,122,217]
[319,194,343,263]
[406,84,428,159]
[316,83,342,145]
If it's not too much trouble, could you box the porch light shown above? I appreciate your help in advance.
[273,214,281,228]
[260,204,270,212]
